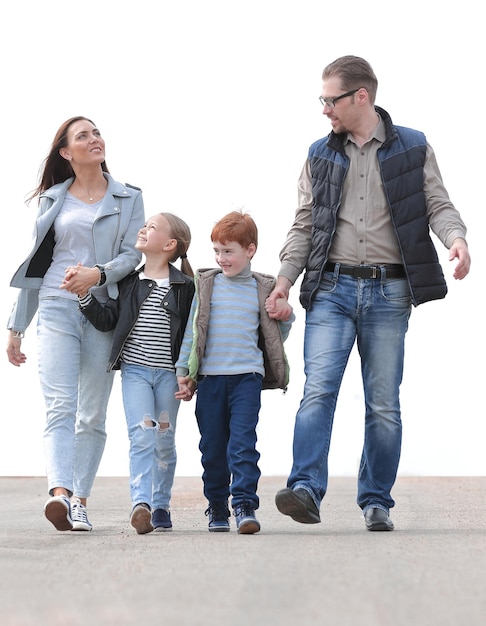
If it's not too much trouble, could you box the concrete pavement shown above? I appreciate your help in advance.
[1,475,485,626]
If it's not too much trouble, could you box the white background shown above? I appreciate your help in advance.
[1,1,483,479]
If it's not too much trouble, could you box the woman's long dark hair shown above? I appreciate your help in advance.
[27,116,109,202]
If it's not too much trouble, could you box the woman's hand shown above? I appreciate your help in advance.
[60,262,100,296]
[6,332,27,367]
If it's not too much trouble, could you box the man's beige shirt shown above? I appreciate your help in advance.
[279,117,467,284]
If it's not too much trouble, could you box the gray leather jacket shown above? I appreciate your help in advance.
[7,174,144,333]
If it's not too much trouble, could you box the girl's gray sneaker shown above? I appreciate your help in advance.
[152,508,172,532]
[205,502,230,532]
[130,503,154,535]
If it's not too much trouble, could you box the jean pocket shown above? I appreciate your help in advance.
[381,278,411,303]
[319,272,338,293]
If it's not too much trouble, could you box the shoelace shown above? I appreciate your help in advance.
[72,501,88,522]
[233,504,254,518]
[205,505,229,521]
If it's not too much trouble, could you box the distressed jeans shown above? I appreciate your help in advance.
[288,269,412,512]
[37,297,115,498]
[120,363,180,510]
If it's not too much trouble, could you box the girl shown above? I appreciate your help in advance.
[78,213,194,534]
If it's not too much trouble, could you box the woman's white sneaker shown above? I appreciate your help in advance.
[44,495,73,531]
[71,497,93,531]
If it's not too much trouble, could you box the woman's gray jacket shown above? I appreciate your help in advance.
[7,174,145,333]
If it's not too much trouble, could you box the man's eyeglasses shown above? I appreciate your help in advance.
[319,88,360,109]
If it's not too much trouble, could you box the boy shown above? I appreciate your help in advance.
[176,211,294,534]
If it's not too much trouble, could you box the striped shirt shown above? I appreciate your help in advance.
[177,268,265,377]
[121,276,173,370]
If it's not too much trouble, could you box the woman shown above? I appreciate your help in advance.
[6,116,145,532]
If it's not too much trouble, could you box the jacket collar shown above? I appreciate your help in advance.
[134,263,188,285]
[40,173,136,201]
[327,105,398,153]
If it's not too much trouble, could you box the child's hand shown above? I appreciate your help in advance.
[266,293,293,321]
[175,375,196,401]
[60,262,99,296]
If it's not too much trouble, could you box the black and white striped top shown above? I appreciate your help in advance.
[121,275,173,370]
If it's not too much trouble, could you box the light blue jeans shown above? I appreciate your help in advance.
[37,297,115,498]
[288,269,412,513]
[120,363,180,511]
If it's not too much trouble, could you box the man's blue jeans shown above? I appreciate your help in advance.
[121,363,180,511]
[288,269,412,513]
[195,373,262,509]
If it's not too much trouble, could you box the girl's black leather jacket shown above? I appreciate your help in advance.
[79,264,194,371]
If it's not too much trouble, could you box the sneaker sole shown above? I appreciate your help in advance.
[153,526,172,532]
[275,489,321,524]
[131,507,154,534]
[45,500,73,531]
[237,519,261,535]
[71,521,93,532]
[208,525,230,533]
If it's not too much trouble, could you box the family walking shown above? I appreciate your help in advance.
[7,55,470,535]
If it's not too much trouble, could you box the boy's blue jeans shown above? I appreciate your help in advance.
[195,373,262,509]
[120,363,180,511]
[288,270,412,513]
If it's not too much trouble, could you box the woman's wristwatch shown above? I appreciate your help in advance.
[95,265,106,286]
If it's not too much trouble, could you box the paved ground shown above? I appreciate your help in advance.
[1,475,485,626]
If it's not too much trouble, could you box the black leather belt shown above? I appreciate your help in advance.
[324,262,406,279]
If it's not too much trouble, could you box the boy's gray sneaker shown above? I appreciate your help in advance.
[205,502,230,532]
[233,503,261,534]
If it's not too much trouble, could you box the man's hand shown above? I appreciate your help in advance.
[449,238,471,280]
[265,277,293,320]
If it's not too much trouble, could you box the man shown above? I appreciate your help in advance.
[265,55,470,531]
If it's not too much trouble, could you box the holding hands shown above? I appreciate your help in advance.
[61,262,101,297]
[176,375,196,401]
[265,277,293,321]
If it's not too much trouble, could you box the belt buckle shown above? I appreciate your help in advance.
[356,265,378,279]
